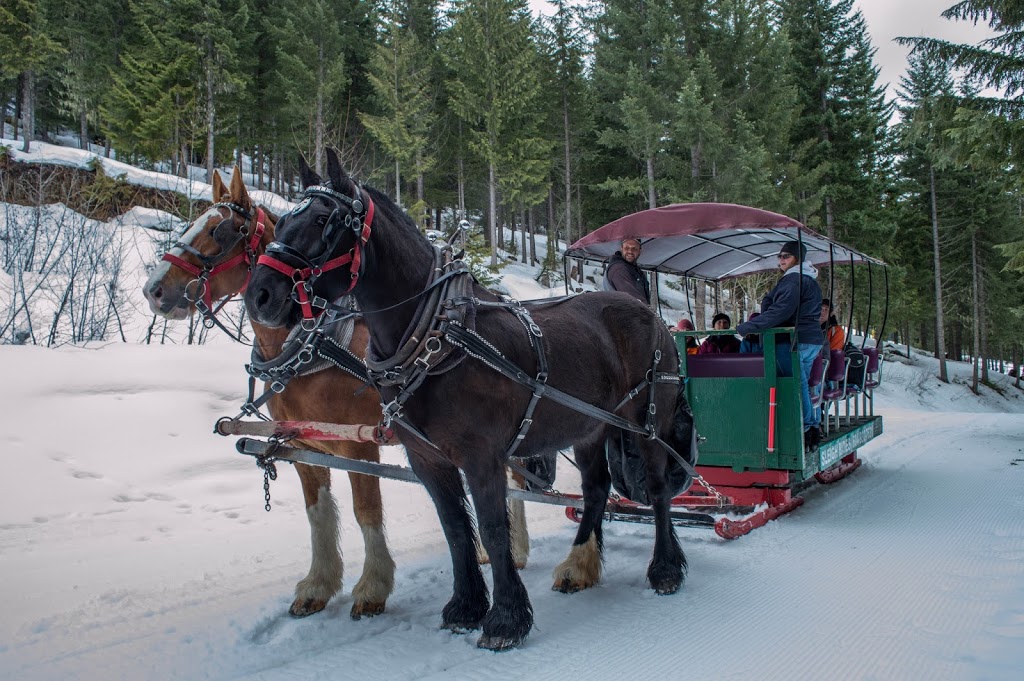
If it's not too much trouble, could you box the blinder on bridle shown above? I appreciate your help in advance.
[258,183,374,327]
[160,201,268,332]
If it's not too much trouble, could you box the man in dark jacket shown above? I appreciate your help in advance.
[603,237,650,304]
[737,240,825,448]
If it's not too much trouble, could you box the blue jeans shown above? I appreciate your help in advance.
[776,343,824,430]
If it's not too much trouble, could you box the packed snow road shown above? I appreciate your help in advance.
[0,344,1022,680]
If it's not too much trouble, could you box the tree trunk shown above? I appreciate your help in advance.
[417,171,425,228]
[528,206,536,265]
[646,155,656,209]
[79,106,89,150]
[314,45,325,174]
[929,165,949,382]
[20,70,34,153]
[546,187,557,269]
[394,158,401,206]
[563,94,573,248]
[979,252,989,383]
[695,281,706,330]
[488,160,497,266]
[520,209,528,264]
[13,73,22,142]
[206,41,216,183]
[971,230,981,394]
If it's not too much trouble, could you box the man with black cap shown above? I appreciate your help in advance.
[737,240,825,449]
[603,237,650,304]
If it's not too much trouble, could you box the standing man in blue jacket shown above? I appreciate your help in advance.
[737,240,825,449]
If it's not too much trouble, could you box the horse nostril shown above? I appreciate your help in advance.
[255,288,269,309]
[150,284,163,300]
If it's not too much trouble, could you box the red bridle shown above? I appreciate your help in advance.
[256,187,375,322]
[161,205,267,322]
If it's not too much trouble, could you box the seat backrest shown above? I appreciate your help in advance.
[685,354,765,378]
[864,346,880,373]
[827,349,848,382]
[808,352,826,388]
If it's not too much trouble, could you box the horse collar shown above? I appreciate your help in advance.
[365,249,475,388]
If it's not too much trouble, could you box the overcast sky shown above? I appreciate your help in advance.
[857,0,996,96]
[529,0,999,100]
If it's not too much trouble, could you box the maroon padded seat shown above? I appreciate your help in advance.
[685,354,765,378]
[821,349,848,401]
[863,347,880,389]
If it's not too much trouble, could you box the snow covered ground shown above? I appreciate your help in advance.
[1,314,1022,681]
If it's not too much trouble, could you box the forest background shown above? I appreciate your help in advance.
[2,0,1024,391]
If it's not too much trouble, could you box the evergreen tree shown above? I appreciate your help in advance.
[537,0,590,255]
[268,0,364,174]
[591,0,687,210]
[900,2,1024,283]
[103,0,248,175]
[444,0,549,266]
[45,0,129,150]
[894,53,959,379]
[777,0,893,246]
[0,0,64,151]
[361,0,438,219]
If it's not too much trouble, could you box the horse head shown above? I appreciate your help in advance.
[144,167,275,321]
[246,149,377,329]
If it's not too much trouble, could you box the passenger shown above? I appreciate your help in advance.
[698,312,741,354]
[603,237,650,304]
[739,312,763,354]
[736,240,824,449]
[820,298,845,351]
[675,318,699,355]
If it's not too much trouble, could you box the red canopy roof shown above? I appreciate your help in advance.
[567,203,883,280]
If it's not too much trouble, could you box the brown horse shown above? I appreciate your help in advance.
[144,168,394,619]
[244,151,694,650]
[143,168,531,619]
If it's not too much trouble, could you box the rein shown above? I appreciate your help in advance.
[161,202,267,340]
[257,184,374,326]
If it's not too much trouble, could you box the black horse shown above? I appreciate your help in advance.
[245,150,693,650]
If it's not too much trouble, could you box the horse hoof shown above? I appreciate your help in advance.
[289,597,328,618]
[652,582,680,595]
[552,577,590,594]
[441,597,488,633]
[477,633,524,651]
[443,622,479,635]
[350,600,386,620]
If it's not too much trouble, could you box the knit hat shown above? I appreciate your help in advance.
[675,318,695,331]
[779,240,807,261]
[712,312,731,327]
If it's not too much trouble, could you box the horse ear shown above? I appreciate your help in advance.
[229,165,251,211]
[325,147,345,187]
[298,155,321,188]
[211,169,227,201]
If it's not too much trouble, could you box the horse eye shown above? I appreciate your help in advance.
[315,214,329,227]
